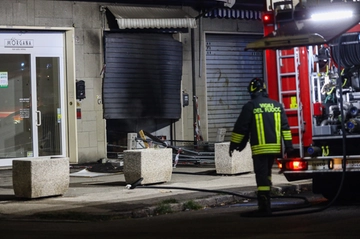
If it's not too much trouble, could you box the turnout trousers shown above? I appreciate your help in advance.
[252,154,275,190]
[252,154,274,214]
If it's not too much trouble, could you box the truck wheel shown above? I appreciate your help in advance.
[313,174,342,200]
[313,173,360,201]
[321,190,338,201]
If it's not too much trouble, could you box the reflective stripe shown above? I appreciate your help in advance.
[251,144,281,155]
[282,130,292,141]
[274,112,281,144]
[231,132,244,143]
[258,186,271,191]
[255,114,265,145]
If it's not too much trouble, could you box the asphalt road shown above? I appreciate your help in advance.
[1,194,360,239]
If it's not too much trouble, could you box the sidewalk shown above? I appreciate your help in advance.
[0,162,312,221]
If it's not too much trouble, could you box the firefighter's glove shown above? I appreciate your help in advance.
[229,142,240,157]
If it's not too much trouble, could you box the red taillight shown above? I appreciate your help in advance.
[263,15,271,21]
[262,12,274,25]
[286,160,308,170]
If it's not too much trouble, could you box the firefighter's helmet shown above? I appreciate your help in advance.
[247,78,266,94]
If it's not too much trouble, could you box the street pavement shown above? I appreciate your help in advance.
[0,161,312,221]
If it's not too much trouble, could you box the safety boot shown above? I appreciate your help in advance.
[257,191,271,215]
[240,191,272,217]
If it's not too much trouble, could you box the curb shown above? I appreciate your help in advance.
[129,183,312,219]
[1,183,312,222]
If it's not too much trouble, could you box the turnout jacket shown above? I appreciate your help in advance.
[231,92,293,155]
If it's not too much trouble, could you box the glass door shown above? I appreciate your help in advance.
[36,57,62,156]
[0,55,64,159]
[0,54,33,158]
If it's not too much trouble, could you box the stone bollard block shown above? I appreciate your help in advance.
[12,157,69,199]
[124,148,172,185]
[215,142,253,174]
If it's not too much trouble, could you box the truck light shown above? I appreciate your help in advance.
[286,160,308,170]
[262,12,274,25]
[311,10,353,21]
[263,14,271,22]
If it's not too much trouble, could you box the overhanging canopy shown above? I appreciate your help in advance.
[106,6,197,29]
[246,2,360,50]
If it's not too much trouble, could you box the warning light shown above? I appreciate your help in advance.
[262,13,274,25]
[286,160,308,170]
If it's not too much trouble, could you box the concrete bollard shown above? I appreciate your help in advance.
[123,148,172,185]
[12,157,69,199]
[215,142,253,174]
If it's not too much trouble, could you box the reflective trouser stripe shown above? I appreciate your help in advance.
[258,186,271,191]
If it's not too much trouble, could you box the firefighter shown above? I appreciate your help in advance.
[229,77,293,215]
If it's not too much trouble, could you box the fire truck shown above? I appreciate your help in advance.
[246,1,360,199]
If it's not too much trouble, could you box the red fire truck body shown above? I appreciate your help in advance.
[253,2,360,199]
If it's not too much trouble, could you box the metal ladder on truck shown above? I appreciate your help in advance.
[272,0,304,158]
[276,47,304,158]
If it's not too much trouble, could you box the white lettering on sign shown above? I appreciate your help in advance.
[19,98,30,103]
[4,38,34,48]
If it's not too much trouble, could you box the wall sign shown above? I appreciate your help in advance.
[0,72,8,88]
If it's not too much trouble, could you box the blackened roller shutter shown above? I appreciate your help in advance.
[206,34,264,141]
[103,33,182,119]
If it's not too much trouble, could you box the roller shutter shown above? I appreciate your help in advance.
[103,33,182,119]
[206,34,264,141]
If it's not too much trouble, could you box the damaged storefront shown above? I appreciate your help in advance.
[103,6,196,157]
[0,0,264,166]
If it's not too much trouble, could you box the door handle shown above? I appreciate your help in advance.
[36,110,42,126]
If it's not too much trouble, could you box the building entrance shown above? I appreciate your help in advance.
[0,32,66,167]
